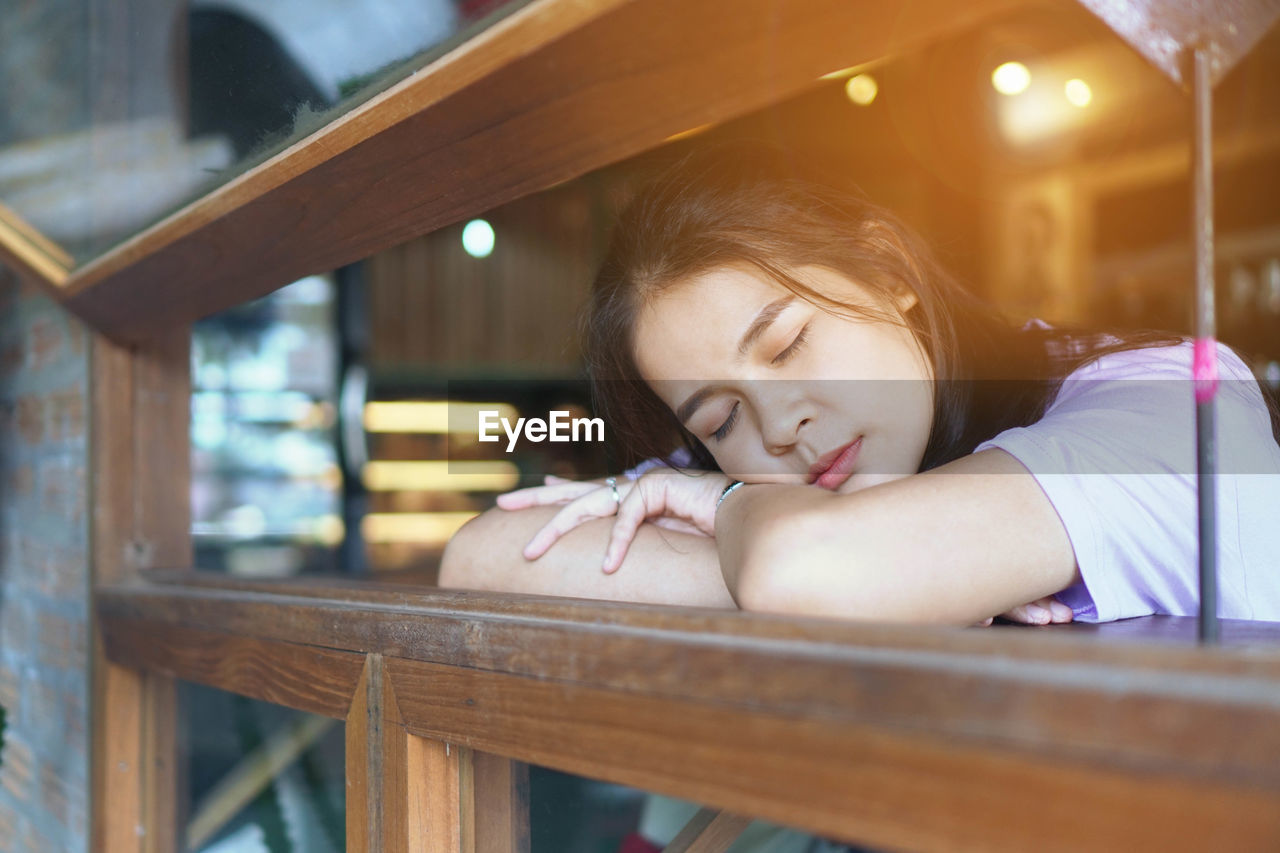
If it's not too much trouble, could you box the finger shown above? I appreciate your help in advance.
[974,616,994,627]
[1020,596,1072,624]
[650,517,709,536]
[496,481,596,510]
[1001,603,1051,625]
[601,487,657,573]
[1047,597,1074,622]
[522,490,615,559]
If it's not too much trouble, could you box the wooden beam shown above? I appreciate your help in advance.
[90,330,192,853]
[0,201,71,291]
[60,0,1027,343]
[394,659,1280,852]
[347,653,478,852]
[99,617,364,719]
[95,580,1280,786]
[95,579,1280,850]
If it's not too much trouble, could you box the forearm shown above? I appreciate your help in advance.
[440,505,737,608]
[712,452,1080,625]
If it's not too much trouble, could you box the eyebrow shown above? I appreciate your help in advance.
[674,296,796,425]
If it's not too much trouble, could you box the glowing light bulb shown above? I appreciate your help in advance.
[1064,78,1092,107]
[462,219,495,258]
[844,74,878,106]
[992,61,1031,96]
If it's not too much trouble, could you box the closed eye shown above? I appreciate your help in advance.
[771,324,809,365]
[712,402,739,442]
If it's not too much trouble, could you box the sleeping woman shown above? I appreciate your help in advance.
[439,143,1280,626]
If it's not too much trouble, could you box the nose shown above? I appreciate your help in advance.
[759,390,813,455]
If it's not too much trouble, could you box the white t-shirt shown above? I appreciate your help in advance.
[975,341,1280,623]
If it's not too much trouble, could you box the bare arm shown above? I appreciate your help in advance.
[439,504,737,608]
[719,448,1080,625]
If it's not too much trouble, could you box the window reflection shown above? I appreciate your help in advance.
[181,683,344,853]
[526,765,871,853]
[0,0,526,265]
[191,276,344,577]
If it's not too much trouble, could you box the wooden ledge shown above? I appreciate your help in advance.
[96,574,1280,849]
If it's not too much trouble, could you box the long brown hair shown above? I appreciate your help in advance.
[580,143,1260,474]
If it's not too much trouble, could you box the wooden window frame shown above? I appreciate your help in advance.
[1,0,1274,850]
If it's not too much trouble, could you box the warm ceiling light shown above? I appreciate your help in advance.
[362,512,478,545]
[991,61,1031,95]
[363,401,518,434]
[844,74,878,106]
[1064,78,1092,107]
[361,460,520,492]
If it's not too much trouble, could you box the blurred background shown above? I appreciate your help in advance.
[3,0,1279,850]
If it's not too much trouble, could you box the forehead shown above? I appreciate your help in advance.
[632,265,787,383]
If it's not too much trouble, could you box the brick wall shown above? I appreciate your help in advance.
[0,267,90,852]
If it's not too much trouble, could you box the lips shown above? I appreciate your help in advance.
[807,437,862,489]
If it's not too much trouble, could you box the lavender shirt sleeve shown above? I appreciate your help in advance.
[622,445,695,480]
[974,342,1280,623]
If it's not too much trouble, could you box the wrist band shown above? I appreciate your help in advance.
[717,480,746,510]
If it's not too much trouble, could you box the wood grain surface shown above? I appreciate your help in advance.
[90,330,192,853]
[96,576,1280,850]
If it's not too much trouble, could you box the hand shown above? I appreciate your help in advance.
[496,468,733,573]
[973,595,1074,627]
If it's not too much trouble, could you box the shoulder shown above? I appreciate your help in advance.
[1046,341,1266,426]
[987,340,1270,470]
[1061,339,1255,381]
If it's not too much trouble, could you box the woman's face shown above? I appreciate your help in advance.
[633,264,934,494]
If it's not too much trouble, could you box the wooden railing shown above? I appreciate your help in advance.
[96,572,1280,851]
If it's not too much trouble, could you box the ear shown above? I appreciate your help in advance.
[892,285,919,315]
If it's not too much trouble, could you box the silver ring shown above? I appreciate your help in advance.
[605,476,620,508]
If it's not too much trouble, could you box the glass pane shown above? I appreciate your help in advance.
[526,764,874,853]
[180,682,344,853]
[191,275,344,576]
[0,0,528,267]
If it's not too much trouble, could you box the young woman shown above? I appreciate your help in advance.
[440,144,1280,626]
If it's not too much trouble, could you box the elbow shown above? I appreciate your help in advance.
[438,510,493,590]
[734,561,782,613]
[732,508,819,615]
[731,502,904,622]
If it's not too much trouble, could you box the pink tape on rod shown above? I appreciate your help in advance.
[1193,337,1219,403]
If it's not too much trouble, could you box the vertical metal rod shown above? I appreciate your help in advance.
[1191,46,1219,644]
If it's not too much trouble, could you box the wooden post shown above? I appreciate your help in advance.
[347,653,474,852]
[472,752,530,853]
[90,329,191,852]
[347,654,531,852]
